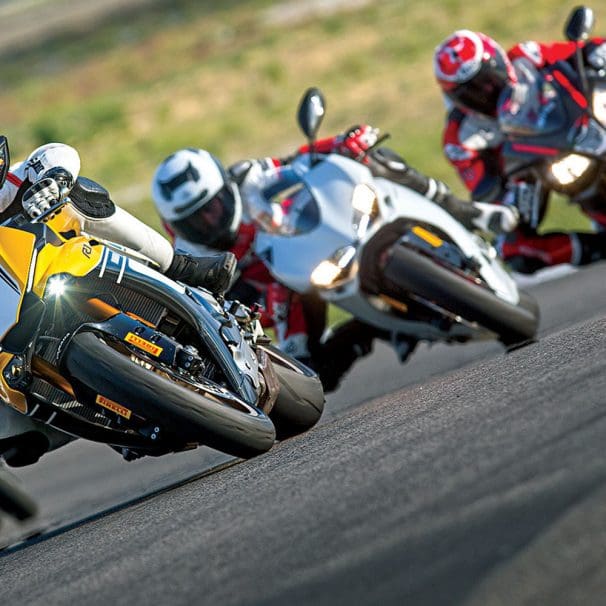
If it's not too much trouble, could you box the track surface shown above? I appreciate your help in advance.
[2,263,606,605]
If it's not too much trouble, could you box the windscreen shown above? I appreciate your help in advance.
[265,173,321,236]
[498,61,567,136]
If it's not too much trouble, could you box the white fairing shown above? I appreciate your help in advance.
[255,153,520,337]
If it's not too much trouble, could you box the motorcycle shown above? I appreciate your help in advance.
[253,88,540,358]
[499,6,606,229]
[0,144,324,468]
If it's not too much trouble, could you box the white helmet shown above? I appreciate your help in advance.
[151,148,242,249]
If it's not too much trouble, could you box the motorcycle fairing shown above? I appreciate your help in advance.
[499,61,591,172]
[0,353,27,413]
[256,154,519,306]
[498,59,568,138]
[0,220,104,411]
[255,155,367,293]
[80,249,260,405]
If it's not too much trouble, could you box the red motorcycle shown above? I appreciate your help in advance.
[500,6,606,229]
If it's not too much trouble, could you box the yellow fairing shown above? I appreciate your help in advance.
[0,206,103,414]
[0,227,36,290]
[32,236,103,297]
[0,204,101,295]
[0,352,27,413]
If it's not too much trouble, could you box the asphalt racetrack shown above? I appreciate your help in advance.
[2,262,606,605]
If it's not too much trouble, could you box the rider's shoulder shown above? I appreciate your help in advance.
[22,142,81,184]
[445,109,501,152]
[510,40,580,68]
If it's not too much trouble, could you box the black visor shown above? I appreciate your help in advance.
[170,184,238,250]
[449,51,510,116]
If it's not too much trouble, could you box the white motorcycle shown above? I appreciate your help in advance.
[254,89,539,352]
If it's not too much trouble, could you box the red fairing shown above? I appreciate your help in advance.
[508,41,576,67]
[509,38,606,67]
[500,232,573,265]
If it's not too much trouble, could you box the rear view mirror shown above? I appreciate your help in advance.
[564,6,594,41]
[0,136,10,190]
[297,87,326,141]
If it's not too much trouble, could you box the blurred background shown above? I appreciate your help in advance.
[0,0,593,233]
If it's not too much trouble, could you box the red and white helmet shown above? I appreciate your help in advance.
[434,30,515,116]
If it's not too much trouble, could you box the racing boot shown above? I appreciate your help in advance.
[502,231,606,274]
[315,319,388,393]
[165,251,237,296]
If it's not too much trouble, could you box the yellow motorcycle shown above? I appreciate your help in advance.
[0,140,324,467]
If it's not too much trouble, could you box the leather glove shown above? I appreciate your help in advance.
[503,181,537,226]
[471,202,519,234]
[21,177,61,218]
[586,41,606,69]
[339,125,380,158]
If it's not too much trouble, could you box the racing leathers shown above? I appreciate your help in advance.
[442,37,606,273]
[0,142,235,293]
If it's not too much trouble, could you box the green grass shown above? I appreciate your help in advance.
[0,0,596,240]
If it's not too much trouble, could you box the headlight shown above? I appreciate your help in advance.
[593,88,606,126]
[46,276,68,298]
[310,246,356,288]
[549,154,592,186]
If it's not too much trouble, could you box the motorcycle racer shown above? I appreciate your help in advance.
[152,127,515,391]
[434,28,606,273]
[0,140,236,294]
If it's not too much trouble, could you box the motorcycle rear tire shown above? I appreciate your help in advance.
[382,245,539,346]
[260,345,325,441]
[63,332,276,459]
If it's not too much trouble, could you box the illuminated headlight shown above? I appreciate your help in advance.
[46,276,68,298]
[549,154,592,186]
[593,89,606,126]
[310,246,356,288]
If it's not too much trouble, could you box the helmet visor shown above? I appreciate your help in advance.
[171,184,238,249]
[448,51,509,116]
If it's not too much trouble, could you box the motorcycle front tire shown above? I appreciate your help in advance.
[63,332,276,459]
